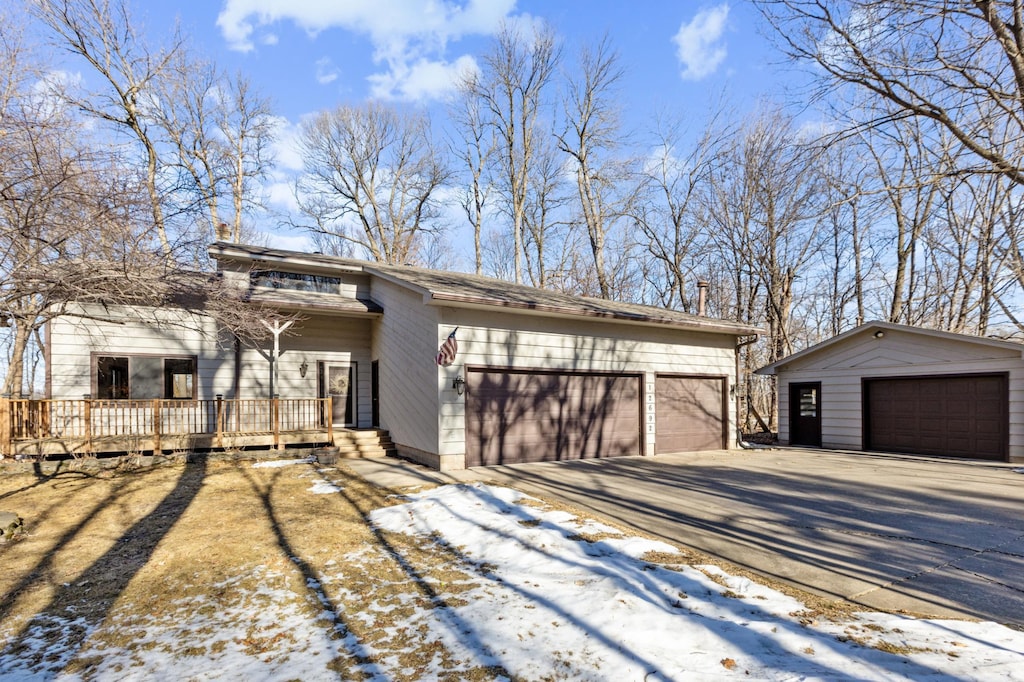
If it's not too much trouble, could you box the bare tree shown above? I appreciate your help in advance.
[557,36,637,299]
[295,102,448,265]
[470,20,560,284]
[857,114,947,324]
[449,71,494,275]
[34,0,181,255]
[522,135,569,289]
[158,54,276,245]
[703,109,828,425]
[754,0,1024,186]
[635,112,729,311]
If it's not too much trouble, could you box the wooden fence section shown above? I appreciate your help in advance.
[0,397,335,458]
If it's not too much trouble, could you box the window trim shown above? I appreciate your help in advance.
[91,352,198,400]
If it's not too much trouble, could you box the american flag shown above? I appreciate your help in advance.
[436,328,459,366]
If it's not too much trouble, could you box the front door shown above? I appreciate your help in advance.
[789,382,822,447]
[319,362,356,427]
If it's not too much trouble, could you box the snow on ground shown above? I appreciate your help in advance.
[2,474,1022,681]
[368,482,1024,681]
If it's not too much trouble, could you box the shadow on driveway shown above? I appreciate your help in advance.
[453,449,1024,628]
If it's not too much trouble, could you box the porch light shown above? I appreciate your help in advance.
[299,359,308,378]
[452,375,466,396]
[873,330,885,339]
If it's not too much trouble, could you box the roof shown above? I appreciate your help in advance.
[755,320,1024,375]
[209,242,762,337]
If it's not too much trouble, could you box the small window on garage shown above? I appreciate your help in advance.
[798,387,818,417]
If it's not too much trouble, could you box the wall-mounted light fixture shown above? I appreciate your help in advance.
[299,359,309,377]
[452,375,466,396]
[873,330,885,339]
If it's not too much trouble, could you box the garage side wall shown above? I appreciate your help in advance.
[774,330,1024,460]
[436,308,738,467]
[370,279,441,462]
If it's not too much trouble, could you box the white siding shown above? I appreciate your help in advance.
[236,314,373,427]
[48,305,231,399]
[435,307,739,462]
[370,279,441,455]
[775,328,1024,459]
[48,306,375,427]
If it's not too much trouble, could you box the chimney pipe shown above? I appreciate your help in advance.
[697,280,709,316]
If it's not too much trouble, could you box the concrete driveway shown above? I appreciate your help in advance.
[348,449,1024,627]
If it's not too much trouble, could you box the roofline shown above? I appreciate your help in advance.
[425,291,763,335]
[755,320,1024,375]
[210,241,763,337]
[209,242,367,275]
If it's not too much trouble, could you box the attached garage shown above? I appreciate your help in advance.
[757,322,1024,463]
[863,375,1008,460]
[654,375,727,453]
[465,369,642,467]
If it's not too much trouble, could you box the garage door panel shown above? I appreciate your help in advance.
[466,369,641,467]
[865,375,1007,461]
[655,375,726,454]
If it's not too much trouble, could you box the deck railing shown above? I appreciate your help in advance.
[0,397,334,457]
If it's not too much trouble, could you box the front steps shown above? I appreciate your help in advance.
[316,429,396,463]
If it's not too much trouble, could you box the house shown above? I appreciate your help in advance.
[40,242,762,469]
[756,321,1024,463]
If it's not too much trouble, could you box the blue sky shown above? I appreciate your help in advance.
[142,1,788,118]
[126,1,794,250]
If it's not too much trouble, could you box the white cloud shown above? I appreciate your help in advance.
[216,0,514,101]
[368,54,479,102]
[673,4,730,81]
[315,57,339,85]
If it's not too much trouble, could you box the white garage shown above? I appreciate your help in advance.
[757,321,1024,463]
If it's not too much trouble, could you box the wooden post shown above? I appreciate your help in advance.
[272,396,282,450]
[83,399,93,456]
[326,396,334,445]
[215,395,224,449]
[152,399,162,454]
[0,398,11,457]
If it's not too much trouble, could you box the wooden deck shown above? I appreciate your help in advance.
[0,397,338,458]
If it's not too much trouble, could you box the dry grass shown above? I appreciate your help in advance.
[0,456,933,678]
[0,458,511,680]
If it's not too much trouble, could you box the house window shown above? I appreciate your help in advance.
[251,270,342,294]
[97,357,129,399]
[164,358,195,399]
[94,355,197,400]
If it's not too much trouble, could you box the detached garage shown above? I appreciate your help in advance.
[757,321,1024,463]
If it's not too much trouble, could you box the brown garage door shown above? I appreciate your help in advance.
[465,369,642,467]
[864,374,1008,460]
[655,375,727,454]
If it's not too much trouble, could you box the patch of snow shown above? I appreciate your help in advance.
[369,482,1024,681]
[4,472,1023,680]
[251,457,315,468]
[308,479,343,494]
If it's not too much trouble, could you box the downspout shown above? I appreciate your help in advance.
[735,334,760,449]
